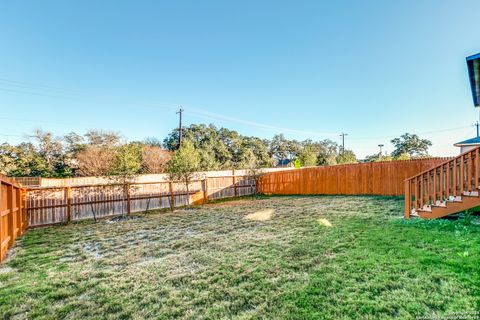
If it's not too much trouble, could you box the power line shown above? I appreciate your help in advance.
[0,77,410,140]
[183,107,339,138]
[1,76,476,144]
[0,77,86,94]
[0,86,82,100]
[349,125,472,141]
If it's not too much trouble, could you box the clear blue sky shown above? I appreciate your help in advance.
[1,0,480,158]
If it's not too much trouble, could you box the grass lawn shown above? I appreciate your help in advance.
[0,195,479,319]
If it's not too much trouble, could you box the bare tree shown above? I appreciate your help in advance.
[141,146,171,174]
[75,146,116,177]
[31,129,65,173]
[85,130,121,147]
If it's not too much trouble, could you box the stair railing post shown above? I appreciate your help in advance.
[467,152,472,192]
[413,177,418,208]
[459,155,464,194]
[439,164,444,201]
[475,148,479,190]
[452,159,457,197]
[404,180,411,219]
[446,161,451,197]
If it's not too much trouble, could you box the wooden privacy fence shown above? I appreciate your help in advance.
[258,158,451,196]
[0,175,27,262]
[26,174,256,227]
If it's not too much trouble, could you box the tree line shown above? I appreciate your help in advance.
[0,124,432,178]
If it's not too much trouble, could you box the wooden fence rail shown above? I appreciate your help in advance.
[25,175,256,227]
[258,158,451,196]
[0,175,27,262]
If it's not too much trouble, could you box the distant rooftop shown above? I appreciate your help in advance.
[454,136,480,146]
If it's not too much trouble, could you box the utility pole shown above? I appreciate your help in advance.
[176,107,184,148]
[378,144,384,155]
[476,121,479,138]
[340,133,348,155]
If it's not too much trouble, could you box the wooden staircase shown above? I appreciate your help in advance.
[404,146,480,219]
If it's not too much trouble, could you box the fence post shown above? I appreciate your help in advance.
[21,189,27,233]
[404,180,411,219]
[65,187,72,223]
[169,182,175,211]
[203,179,208,204]
[126,184,131,215]
[16,188,22,236]
[233,169,237,197]
[7,185,14,247]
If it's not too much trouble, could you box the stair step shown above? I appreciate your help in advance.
[432,202,447,208]
[417,205,432,213]
[446,196,462,203]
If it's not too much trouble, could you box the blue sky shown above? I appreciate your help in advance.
[1,0,480,158]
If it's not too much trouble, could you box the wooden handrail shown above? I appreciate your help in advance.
[404,146,479,182]
[404,146,480,218]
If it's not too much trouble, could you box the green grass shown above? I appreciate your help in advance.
[0,195,479,319]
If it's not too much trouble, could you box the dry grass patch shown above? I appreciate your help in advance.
[317,218,333,227]
[244,209,274,221]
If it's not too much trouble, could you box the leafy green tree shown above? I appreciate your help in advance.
[309,139,340,166]
[365,153,394,162]
[394,152,411,161]
[197,143,221,171]
[166,141,201,204]
[336,150,357,164]
[240,137,271,167]
[109,143,142,215]
[391,133,432,158]
[110,143,142,178]
[298,145,318,167]
[0,142,52,177]
[270,134,301,162]
[164,124,269,170]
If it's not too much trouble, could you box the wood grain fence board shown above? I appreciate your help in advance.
[0,175,27,263]
[257,158,451,197]
[25,175,256,227]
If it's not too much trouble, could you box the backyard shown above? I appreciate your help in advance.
[0,195,479,319]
